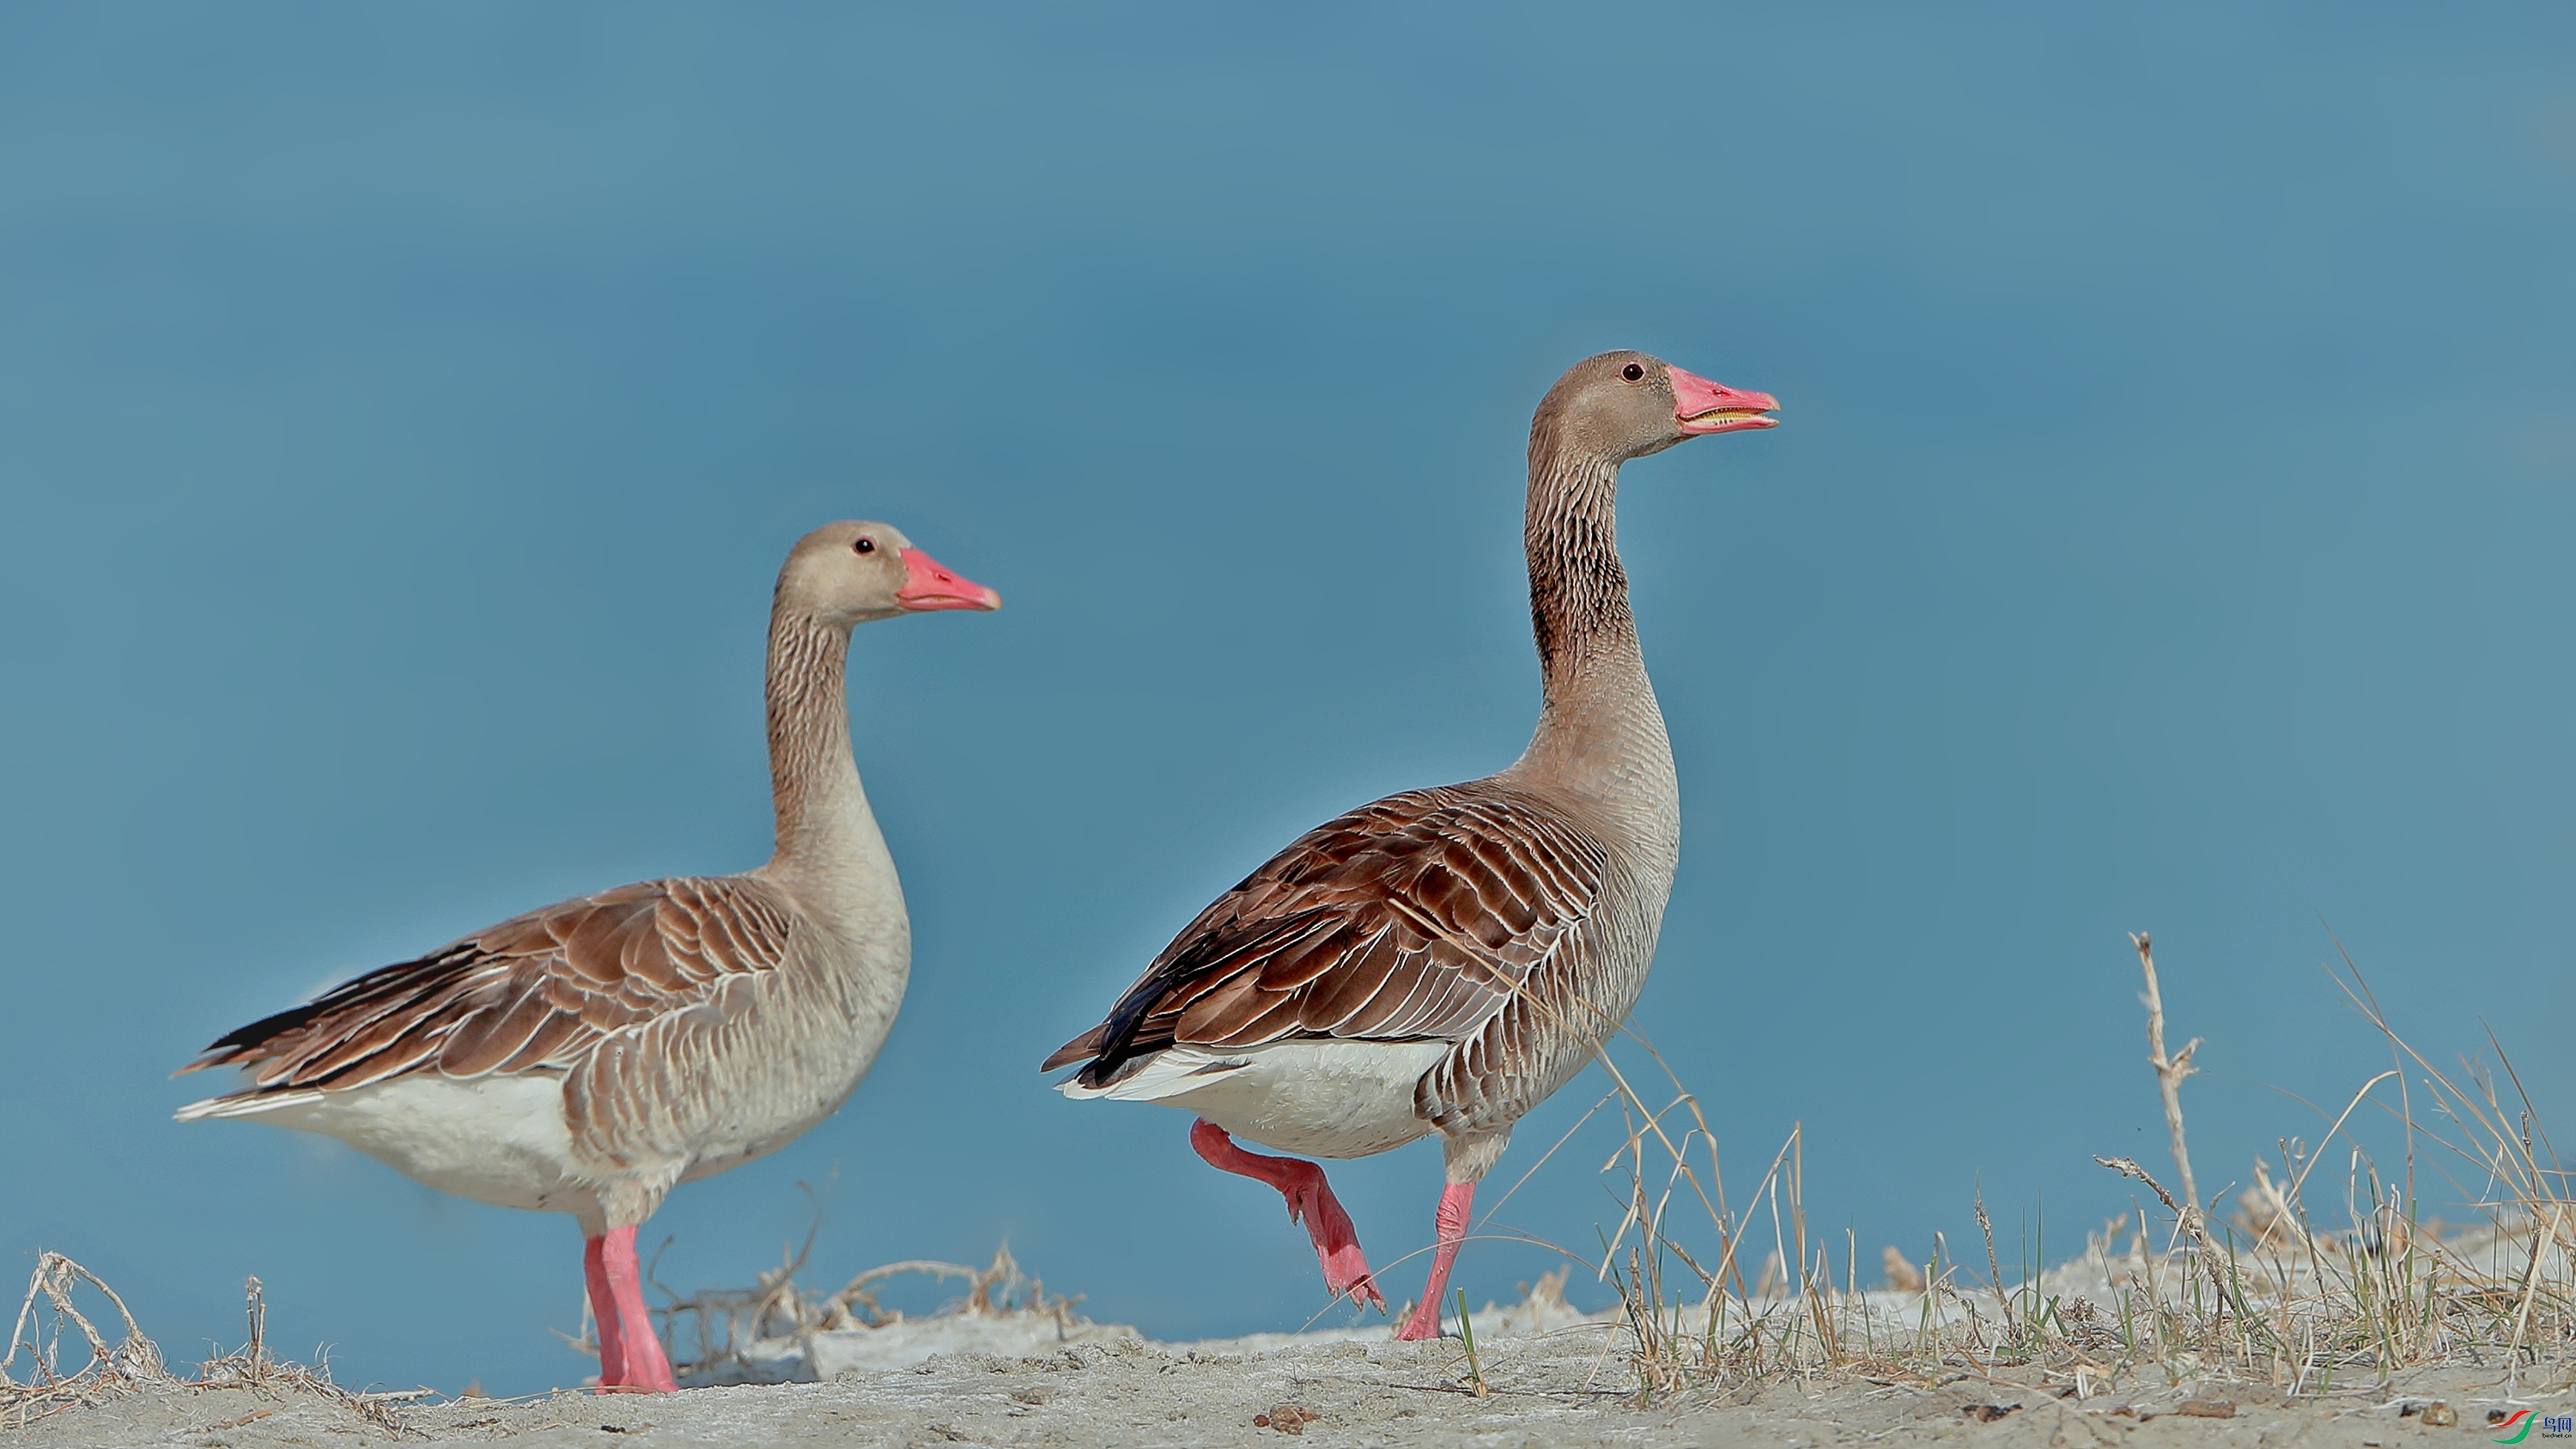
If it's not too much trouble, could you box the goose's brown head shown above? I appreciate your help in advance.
[1536,350,1779,463]
[779,520,1002,627]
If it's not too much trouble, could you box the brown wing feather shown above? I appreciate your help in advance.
[1045,783,1607,1084]
[179,876,797,1096]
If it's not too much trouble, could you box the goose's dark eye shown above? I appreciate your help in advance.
[1621,362,1645,382]
[853,538,876,554]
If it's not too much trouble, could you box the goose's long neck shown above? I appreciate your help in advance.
[1507,435,1678,849]
[762,606,897,918]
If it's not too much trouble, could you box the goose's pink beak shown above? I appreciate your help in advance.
[896,548,1002,612]
[1669,365,1780,435]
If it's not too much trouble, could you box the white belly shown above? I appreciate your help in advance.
[182,1075,603,1218]
[1060,1040,1448,1160]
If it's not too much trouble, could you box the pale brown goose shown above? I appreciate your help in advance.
[1044,352,1777,1339]
[176,521,999,1391]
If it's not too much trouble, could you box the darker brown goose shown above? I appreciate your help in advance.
[1046,350,1778,1340]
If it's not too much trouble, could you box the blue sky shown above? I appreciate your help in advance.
[3,3,2570,1397]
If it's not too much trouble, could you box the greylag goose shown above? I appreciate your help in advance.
[176,521,999,1392]
[1043,352,1777,1340]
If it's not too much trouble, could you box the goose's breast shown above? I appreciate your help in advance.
[594,947,903,1178]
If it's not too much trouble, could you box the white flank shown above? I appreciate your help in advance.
[1060,1040,1448,1160]
[177,1075,600,1215]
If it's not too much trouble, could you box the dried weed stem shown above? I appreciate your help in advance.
[3,1256,415,1434]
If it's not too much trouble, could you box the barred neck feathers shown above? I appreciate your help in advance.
[1508,399,1676,833]
[761,600,894,911]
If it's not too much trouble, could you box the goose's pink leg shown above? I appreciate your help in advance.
[581,1236,629,1388]
[589,1226,678,1392]
[1189,1119,1387,1312]
[1394,1182,1475,1341]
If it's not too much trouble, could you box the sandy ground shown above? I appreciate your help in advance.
[10,1319,2568,1449]
[11,1237,2571,1447]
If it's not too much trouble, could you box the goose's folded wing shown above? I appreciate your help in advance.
[1046,785,1607,1083]
[178,876,798,1096]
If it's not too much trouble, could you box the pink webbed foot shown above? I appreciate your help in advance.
[1295,1191,1386,1314]
[1189,1119,1388,1314]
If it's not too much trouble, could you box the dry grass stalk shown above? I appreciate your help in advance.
[2234,1158,2297,1244]
[1551,935,2573,1403]
[2093,1155,2245,1323]
[2322,946,2573,1391]
[2129,933,2202,1227]
[655,1239,1086,1382]
[1,1251,166,1425]
[3,1255,416,1434]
